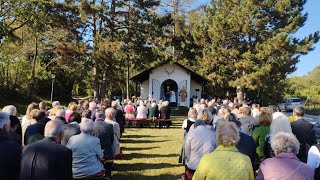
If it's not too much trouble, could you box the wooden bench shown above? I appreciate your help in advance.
[125,118,171,128]
[125,118,148,127]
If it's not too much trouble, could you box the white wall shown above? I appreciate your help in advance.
[190,79,202,99]
[148,64,191,106]
[140,79,149,100]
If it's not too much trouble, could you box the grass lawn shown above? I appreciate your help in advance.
[113,116,186,180]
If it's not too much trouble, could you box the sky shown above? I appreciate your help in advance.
[189,0,320,77]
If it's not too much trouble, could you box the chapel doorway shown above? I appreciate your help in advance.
[160,79,178,107]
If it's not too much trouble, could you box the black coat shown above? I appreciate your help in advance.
[20,137,73,180]
[159,106,171,119]
[93,119,114,159]
[236,132,256,166]
[61,124,80,146]
[0,129,21,180]
[263,135,275,159]
[291,118,315,163]
[115,108,124,134]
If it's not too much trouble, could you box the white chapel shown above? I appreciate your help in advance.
[130,62,208,107]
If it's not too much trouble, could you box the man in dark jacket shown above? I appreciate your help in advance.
[291,106,315,163]
[230,119,256,167]
[112,101,124,135]
[20,120,73,180]
[0,112,21,180]
[93,111,114,178]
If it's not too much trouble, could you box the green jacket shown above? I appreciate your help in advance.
[253,125,270,160]
[193,145,254,180]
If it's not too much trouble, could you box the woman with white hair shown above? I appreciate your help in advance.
[2,105,17,116]
[159,101,171,128]
[136,100,148,119]
[257,132,314,180]
[193,122,254,180]
[148,102,159,120]
[263,115,293,158]
[66,118,105,179]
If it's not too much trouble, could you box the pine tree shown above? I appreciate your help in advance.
[191,0,319,103]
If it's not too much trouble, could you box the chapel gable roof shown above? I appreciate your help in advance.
[130,62,209,84]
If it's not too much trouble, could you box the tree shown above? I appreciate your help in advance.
[190,0,319,103]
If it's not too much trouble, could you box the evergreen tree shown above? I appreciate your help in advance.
[191,0,319,103]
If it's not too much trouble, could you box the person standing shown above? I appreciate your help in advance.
[0,112,21,180]
[291,107,315,163]
[165,86,171,102]
[20,120,72,180]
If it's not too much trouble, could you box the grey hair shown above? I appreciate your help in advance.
[56,109,66,117]
[162,101,169,107]
[105,107,116,116]
[89,101,97,110]
[44,120,64,137]
[52,101,60,107]
[271,132,300,155]
[80,118,94,134]
[2,105,17,116]
[95,111,105,119]
[111,101,118,108]
[151,102,157,107]
[0,112,10,129]
[270,115,292,137]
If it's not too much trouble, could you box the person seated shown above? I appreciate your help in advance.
[193,121,254,180]
[124,100,135,119]
[148,102,159,120]
[20,120,72,180]
[27,118,50,145]
[65,103,78,123]
[136,100,148,119]
[184,120,217,180]
[66,118,105,179]
[257,132,314,179]
[22,109,46,146]
[68,112,82,124]
[159,101,171,128]
[93,111,114,179]
[0,112,21,180]
[61,123,80,146]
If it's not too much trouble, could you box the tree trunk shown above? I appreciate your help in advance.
[92,0,100,100]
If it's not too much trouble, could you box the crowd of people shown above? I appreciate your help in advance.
[0,96,319,179]
[181,98,319,180]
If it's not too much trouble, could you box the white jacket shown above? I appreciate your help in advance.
[185,125,217,170]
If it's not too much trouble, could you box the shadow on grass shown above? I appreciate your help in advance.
[114,162,180,171]
[121,139,170,144]
[123,153,178,160]
[124,134,158,139]
[122,146,160,151]
[112,173,181,180]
